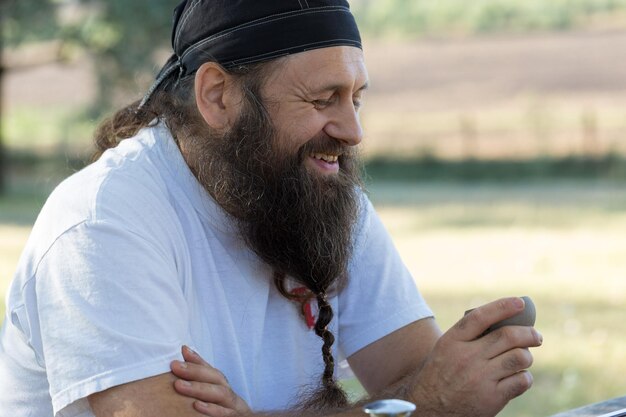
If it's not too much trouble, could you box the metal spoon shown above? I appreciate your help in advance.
[363,399,416,417]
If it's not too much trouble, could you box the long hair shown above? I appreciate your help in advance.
[92,60,349,409]
[92,59,267,161]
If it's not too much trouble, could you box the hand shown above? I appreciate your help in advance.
[408,297,543,417]
[170,346,251,417]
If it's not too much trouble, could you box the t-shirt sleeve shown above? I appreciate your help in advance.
[33,219,192,416]
[338,197,434,358]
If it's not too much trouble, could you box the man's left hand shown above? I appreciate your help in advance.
[170,346,251,417]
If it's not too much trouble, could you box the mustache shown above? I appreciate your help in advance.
[297,133,352,162]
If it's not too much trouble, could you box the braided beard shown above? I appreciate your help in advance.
[182,89,363,409]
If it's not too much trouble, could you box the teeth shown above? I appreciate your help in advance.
[311,153,338,163]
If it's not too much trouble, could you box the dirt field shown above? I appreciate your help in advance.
[364,30,626,111]
[7,30,626,107]
[358,31,626,159]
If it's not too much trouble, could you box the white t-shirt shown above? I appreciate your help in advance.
[0,122,433,417]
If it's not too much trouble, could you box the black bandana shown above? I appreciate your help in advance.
[140,0,361,107]
[174,0,361,71]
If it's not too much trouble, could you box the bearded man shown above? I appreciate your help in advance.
[0,1,542,417]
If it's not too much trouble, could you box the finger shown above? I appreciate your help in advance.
[182,345,211,367]
[194,400,240,417]
[496,370,533,401]
[192,400,215,417]
[488,347,534,381]
[454,297,525,341]
[171,360,230,386]
[481,326,543,359]
[174,379,239,408]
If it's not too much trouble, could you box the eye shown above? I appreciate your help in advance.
[353,93,366,110]
[310,93,338,109]
[312,99,332,109]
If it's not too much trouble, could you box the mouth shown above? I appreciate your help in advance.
[307,152,340,174]
[311,153,339,163]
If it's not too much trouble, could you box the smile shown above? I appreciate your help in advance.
[311,153,339,163]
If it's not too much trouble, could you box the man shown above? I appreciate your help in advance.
[0,1,542,417]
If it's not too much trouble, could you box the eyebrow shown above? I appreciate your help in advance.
[310,81,370,95]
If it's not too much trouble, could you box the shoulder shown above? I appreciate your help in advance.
[14,125,186,289]
[42,125,176,237]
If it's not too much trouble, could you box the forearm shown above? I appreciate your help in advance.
[105,298,541,417]
[88,373,205,417]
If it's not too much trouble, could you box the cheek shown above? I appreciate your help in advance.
[273,132,308,159]
[277,113,327,150]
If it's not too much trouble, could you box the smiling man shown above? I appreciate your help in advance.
[0,1,542,417]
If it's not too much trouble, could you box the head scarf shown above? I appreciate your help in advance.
[140,0,362,107]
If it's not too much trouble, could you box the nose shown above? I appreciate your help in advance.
[323,100,363,147]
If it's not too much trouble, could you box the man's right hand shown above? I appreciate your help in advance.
[407,297,543,417]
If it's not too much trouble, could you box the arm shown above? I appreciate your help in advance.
[89,346,252,417]
[379,297,542,417]
[88,373,203,417]
[347,317,442,395]
[88,373,367,417]
[340,202,540,414]
[173,298,541,417]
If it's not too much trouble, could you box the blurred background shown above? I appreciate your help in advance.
[1,1,625,416]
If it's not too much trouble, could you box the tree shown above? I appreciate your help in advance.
[1,0,60,194]
[0,0,177,194]
[60,1,177,113]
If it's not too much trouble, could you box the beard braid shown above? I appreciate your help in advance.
[176,86,364,409]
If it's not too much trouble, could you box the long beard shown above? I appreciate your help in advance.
[186,95,363,295]
[175,90,363,409]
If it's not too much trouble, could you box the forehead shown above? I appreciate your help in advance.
[267,46,368,93]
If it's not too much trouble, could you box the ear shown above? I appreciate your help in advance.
[194,62,240,130]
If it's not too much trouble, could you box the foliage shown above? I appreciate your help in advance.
[4,0,178,114]
[365,154,626,183]
[61,1,177,112]
[2,0,59,46]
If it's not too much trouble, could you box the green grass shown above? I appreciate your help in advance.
[365,155,626,182]
[368,181,626,416]
[336,181,626,416]
[352,0,626,37]
[1,180,625,416]
[5,105,95,152]
[0,191,46,318]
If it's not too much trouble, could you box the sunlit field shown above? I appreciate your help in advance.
[368,181,626,417]
[2,180,625,416]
